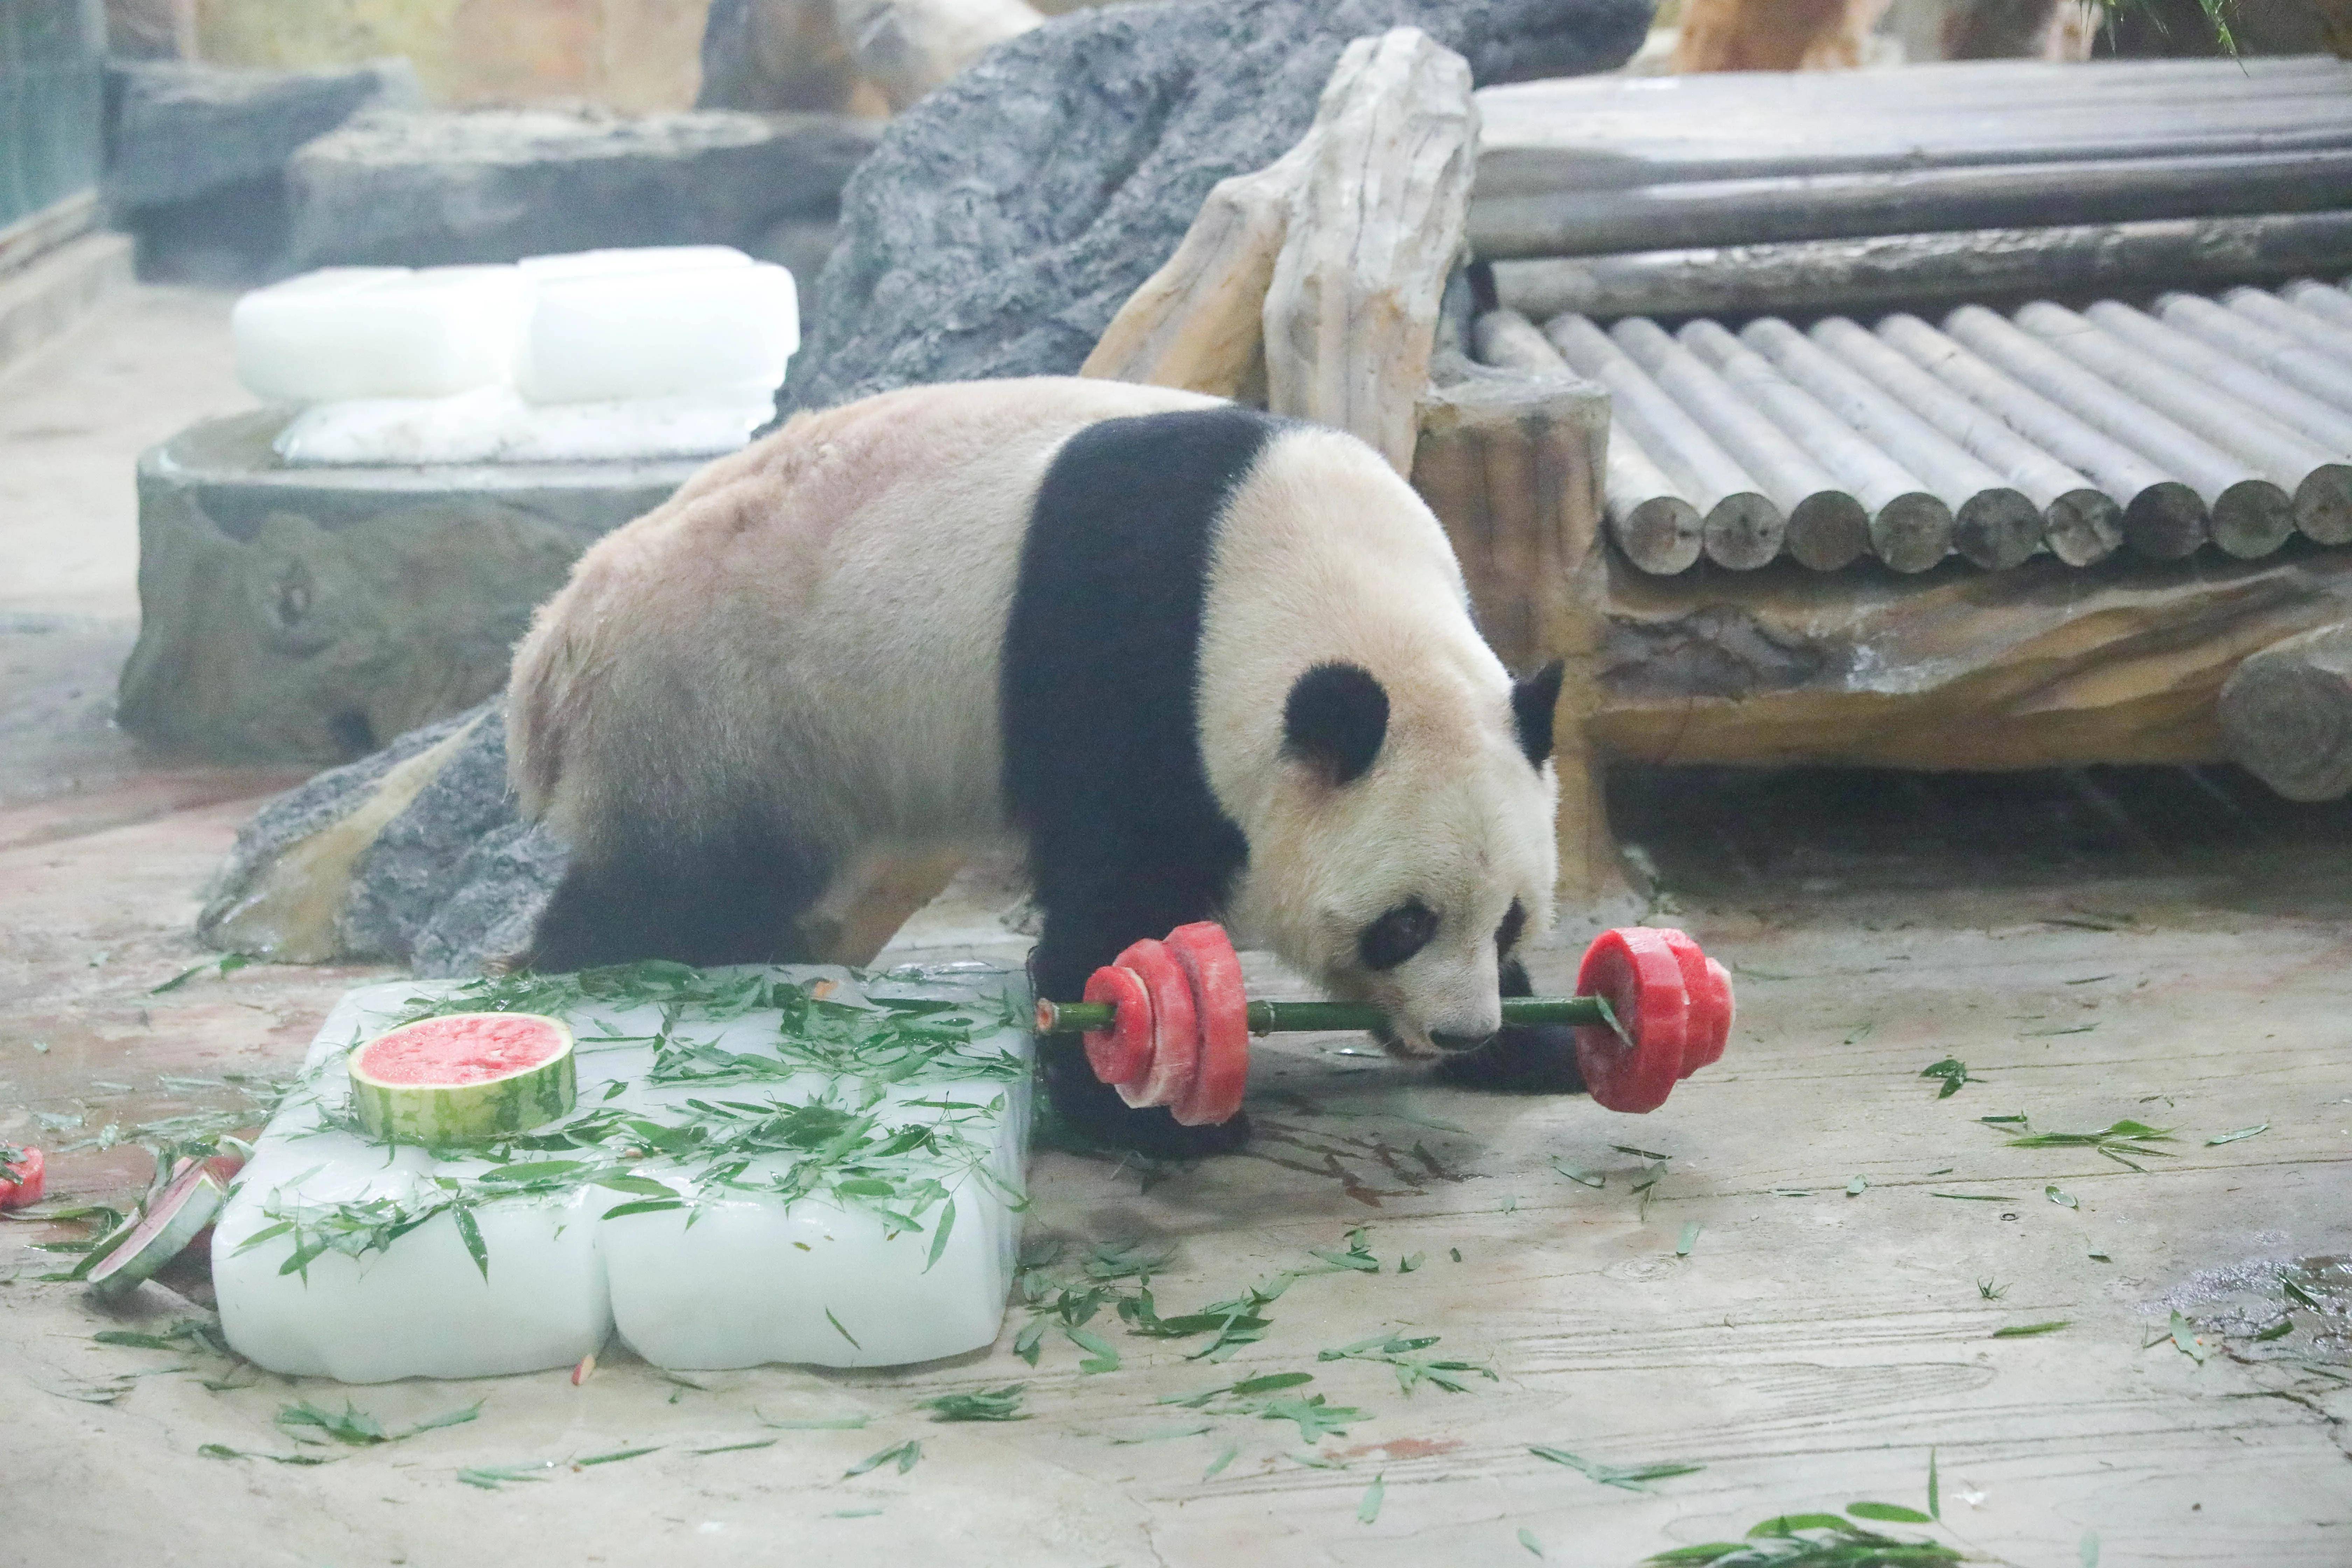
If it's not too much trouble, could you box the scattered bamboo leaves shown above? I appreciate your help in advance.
[826,1307,861,1351]
[2206,1124,2268,1146]
[1648,1510,1962,1565]
[1845,1176,1867,1198]
[757,1412,869,1430]
[457,1460,561,1489]
[1519,1526,1544,1557]
[1551,1159,1604,1189]
[2254,1317,2294,1342]
[198,1442,334,1466]
[2046,1185,2078,1209]
[2163,1310,2211,1364]
[575,1445,662,1467]
[1676,1222,1701,1256]
[1203,1444,1238,1481]
[843,1439,922,1478]
[276,1398,482,1446]
[1319,1332,1496,1395]
[1845,1503,1933,1524]
[692,1438,778,1455]
[1990,1321,2070,1338]
[1919,1059,1982,1099]
[919,1385,1025,1422]
[151,952,255,994]
[1529,1446,1703,1492]
[2000,1118,2176,1171]
[1976,1278,2007,1300]
[1358,1472,1385,1524]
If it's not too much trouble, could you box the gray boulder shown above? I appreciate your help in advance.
[199,697,567,978]
[105,57,421,210]
[288,107,882,269]
[786,0,1652,412]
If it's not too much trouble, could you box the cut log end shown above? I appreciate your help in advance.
[1785,491,1872,573]
[2044,487,2125,567]
[2220,624,2352,801]
[1704,492,1787,571]
[1612,493,1706,576]
[1950,486,2042,572]
[1870,491,1958,575]
[2292,463,2352,547]
[2209,479,2298,562]
[2122,481,2210,561]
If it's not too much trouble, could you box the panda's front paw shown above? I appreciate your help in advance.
[1429,1022,1587,1095]
[1041,1047,1254,1157]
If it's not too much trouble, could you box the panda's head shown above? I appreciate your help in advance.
[1237,656,1564,1057]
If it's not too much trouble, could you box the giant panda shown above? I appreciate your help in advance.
[505,376,1573,1155]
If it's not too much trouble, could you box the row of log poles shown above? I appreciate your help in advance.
[1470,56,2352,324]
[1478,282,2352,578]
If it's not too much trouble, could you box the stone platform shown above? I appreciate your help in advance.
[117,409,699,763]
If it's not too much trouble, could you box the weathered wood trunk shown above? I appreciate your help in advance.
[1261,28,1477,474]
[2219,620,2352,801]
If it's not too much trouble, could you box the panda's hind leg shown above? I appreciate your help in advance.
[1029,872,1253,1160]
[1430,956,1589,1094]
[514,822,836,974]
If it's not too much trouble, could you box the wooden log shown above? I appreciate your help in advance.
[1546,314,1786,570]
[1742,317,2051,571]
[2154,290,2352,415]
[2218,621,2352,802]
[2015,301,2352,551]
[1409,366,1605,673]
[2281,278,2352,334]
[1875,314,2208,561]
[1472,63,2352,197]
[1944,304,2294,561]
[1587,548,2352,772]
[1489,211,2352,324]
[1611,317,1871,573]
[1264,28,1478,477]
[834,0,1044,114]
[2084,300,2352,471]
[2224,285,2352,367]
[1474,310,1701,575]
[1080,140,1307,399]
[1678,318,1960,573]
[1468,149,2352,262]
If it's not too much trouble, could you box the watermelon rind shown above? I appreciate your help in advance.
[346,1013,576,1146]
[87,1159,230,1301]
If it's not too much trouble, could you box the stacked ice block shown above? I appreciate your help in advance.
[213,962,1032,1383]
[230,246,797,466]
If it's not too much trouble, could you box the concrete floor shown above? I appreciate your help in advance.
[0,290,2346,1568]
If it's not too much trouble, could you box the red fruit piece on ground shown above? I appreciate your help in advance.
[1111,938,1200,1111]
[1163,922,1250,1127]
[1573,926,1692,1114]
[1080,963,1155,1088]
[0,1145,45,1209]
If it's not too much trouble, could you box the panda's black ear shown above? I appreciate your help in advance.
[1511,660,1565,768]
[1284,663,1387,786]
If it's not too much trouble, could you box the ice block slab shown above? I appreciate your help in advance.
[214,961,1032,1383]
[514,259,798,405]
[233,266,524,404]
[271,386,777,466]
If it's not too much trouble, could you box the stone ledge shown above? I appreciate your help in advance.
[0,231,134,378]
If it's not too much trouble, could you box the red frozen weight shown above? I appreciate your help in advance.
[1572,927,1691,1114]
[1164,921,1250,1126]
[1659,928,1733,1077]
[1111,938,1200,1111]
[1080,963,1154,1090]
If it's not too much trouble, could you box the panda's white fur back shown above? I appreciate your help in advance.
[509,377,1224,862]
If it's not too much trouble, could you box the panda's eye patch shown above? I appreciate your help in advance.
[1358,899,1438,972]
[1495,899,1526,955]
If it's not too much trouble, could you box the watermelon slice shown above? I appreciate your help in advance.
[86,1152,243,1301]
[347,1012,576,1145]
[1109,940,1198,1111]
[0,1143,44,1209]
[1080,963,1154,1089]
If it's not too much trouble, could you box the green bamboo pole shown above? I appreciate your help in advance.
[1035,995,1611,1036]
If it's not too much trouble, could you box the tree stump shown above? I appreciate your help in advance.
[2219,621,2352,801]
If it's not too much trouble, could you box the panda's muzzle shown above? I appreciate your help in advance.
[1428,1028,1499,1054]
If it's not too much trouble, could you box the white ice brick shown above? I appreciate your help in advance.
[214,963,1032,1384]
[232,265,524,405]
[514,259,797,405]
[517,246,754,279]
[272,386,775,466]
